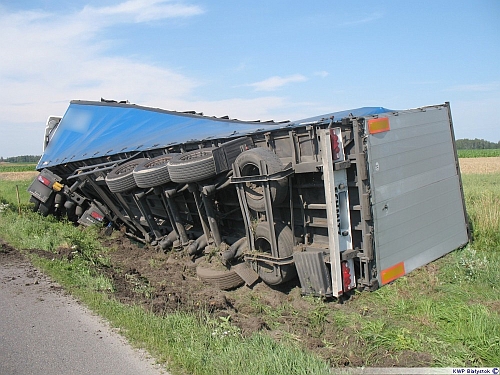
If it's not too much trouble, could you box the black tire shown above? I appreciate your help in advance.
[30,196,41,212]
[38,201,51,217]
[254,221,296,285]
[234,147,288,212]
[167,148,217,183]
[196,266,244,290]
[36,194,54,217]
[105,158,147,193]
[133,154,179,188]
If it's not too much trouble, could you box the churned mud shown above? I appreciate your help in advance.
[1,234,433,368]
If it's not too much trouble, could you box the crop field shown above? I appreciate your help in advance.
[457,149,500,158]
[0,163,37,173]
[0,163,38,182]
[458,156,500,174]
[0,158,499,373]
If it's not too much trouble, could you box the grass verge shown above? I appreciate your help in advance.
[1,172,499,370]
[0,184,331,374]
[27,254,333,375]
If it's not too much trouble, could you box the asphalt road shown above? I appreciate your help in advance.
[0,249,169,375]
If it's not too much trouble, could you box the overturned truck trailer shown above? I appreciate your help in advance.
[28,100,470,297]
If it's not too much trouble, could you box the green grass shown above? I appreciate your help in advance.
[461,174,500,247]
[0,163,37,172]
[0,179,34,209]
[457,149,500,158]
[344,172,500,366]
[221,172,500,367]
[0,178,331,374]
[1,173,500,370]
[24,253,332,375]
[350,249,500,365]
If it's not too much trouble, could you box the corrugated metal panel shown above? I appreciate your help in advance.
[375,180,466,269]
[366,105,468,284]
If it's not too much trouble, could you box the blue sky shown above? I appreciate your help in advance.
[1,0,499,157]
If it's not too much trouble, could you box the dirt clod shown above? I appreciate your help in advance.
[1,233,435,368]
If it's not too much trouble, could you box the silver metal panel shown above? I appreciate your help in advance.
[366,105,468,283]
[375,177,464,246]
[368,111,457,204]
[372,163,457,205]
[319,129,343,297]
[375,179,467,269]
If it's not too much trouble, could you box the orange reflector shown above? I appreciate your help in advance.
[381,262,406,285]
[368,117,390,134]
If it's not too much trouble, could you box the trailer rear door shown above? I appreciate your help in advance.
[364,104,469,285]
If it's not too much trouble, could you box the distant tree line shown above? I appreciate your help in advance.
[455,138,500,150]
[0,155,41,163]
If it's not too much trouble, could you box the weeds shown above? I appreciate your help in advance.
[357,320,420,352]
[125,271,155,298]
[305,296,329,334]
[462,174,500,248]
[76,263,115,292]
[206,315,241,339]
[148,257,163,268]
[452,245,489,283]
[1,171,499,370]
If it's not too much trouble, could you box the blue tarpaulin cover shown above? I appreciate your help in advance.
[37,100,392,169]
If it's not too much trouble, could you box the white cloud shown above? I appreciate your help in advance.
[0,2,319,156]
[82,0,204,23]
[0,2,202,124]
[0,2,207,156]
[449,97,500,142]
[246,74,307,92]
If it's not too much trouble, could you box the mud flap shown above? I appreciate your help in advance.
[77,203,106,226]
[293,251,332,297]
[232,263,259,287]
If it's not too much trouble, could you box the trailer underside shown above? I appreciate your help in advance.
[28,100,469,297]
